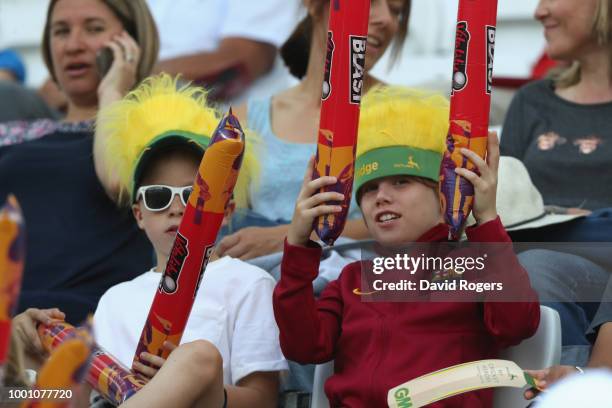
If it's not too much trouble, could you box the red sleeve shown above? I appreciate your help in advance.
[467,217,541,348]
[465,215,511,243]
[273,239,343,364]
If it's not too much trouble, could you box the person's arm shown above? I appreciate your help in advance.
[466,217,541,346]
[154,37,276,86]
[216,217,369,260]
[274,239,343,363]
[588,322,612,368]
[225,372,279,408]
[458,131,540,346]
[523,322,612,400]
[226,267,286,407]
[93,31,142,200]
[272,157,345,362]
[216,225,288,260]
[153,0,296,95]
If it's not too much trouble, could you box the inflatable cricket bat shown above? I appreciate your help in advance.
[440,0,498,239]
[313,0,370,245]
[38,322,147,406]
[24,324,92,408]
[133,109,245,364]
[0,195,25,377]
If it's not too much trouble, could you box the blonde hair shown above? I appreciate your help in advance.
[554,0,612,88]
[42,0,159,85]
[98,74,260,208]
[357,86,449,157]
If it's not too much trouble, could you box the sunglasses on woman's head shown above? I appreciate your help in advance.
[136,185,193,212]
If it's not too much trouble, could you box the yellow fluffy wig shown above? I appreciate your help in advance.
[354,86,450,194]
[358,86,449,157]
[97,74,259,208]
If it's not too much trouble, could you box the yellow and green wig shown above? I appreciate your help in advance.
[354,86,449,199]
[97,74,258,208]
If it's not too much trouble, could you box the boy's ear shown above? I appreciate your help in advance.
[221,199,236,227]
[132,203,146,230]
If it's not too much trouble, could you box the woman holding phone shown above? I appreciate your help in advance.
[0,0,159,323]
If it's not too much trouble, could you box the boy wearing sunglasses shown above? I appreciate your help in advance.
[90,75,287,407]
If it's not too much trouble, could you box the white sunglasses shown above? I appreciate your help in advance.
[136,185,193,212]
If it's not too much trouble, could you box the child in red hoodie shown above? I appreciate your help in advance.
[273,88,540,408]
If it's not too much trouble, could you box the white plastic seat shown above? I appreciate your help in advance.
[311,359,334,408]
[310,306,561,408]
[493,305,562,408]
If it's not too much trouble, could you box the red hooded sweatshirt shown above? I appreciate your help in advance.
[273,217,540,408]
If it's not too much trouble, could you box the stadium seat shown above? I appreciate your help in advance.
[311,359,334,408]
[493,305,562,408]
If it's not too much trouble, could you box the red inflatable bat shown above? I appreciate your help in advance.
[312,0,370,245]
[0,195,25,373]
[440,0,498,239]
[38,321,147,406]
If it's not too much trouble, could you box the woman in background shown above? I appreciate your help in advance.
[0,0,159,323]
[500,0,612,389]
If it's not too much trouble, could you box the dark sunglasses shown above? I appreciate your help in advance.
[136,185,193,212]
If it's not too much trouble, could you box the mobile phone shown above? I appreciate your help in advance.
[96,47,114,78]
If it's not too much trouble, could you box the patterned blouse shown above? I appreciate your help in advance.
[0,119,93,147]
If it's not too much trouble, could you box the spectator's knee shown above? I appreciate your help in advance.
[519,249,599,297]
[518,249,559,269]
[173,340,223,389]
[519,249,569,284]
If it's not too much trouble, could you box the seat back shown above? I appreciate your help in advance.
[311,360,334,408]
[493,305,562,408]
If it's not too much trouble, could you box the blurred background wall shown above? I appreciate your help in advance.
[0,0,544,91]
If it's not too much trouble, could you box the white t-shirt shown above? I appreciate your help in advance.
[147,0,298,60]
[93,256,287,385]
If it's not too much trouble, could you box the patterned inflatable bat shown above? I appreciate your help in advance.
[313,0,370,245]
[440,0,498,239]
